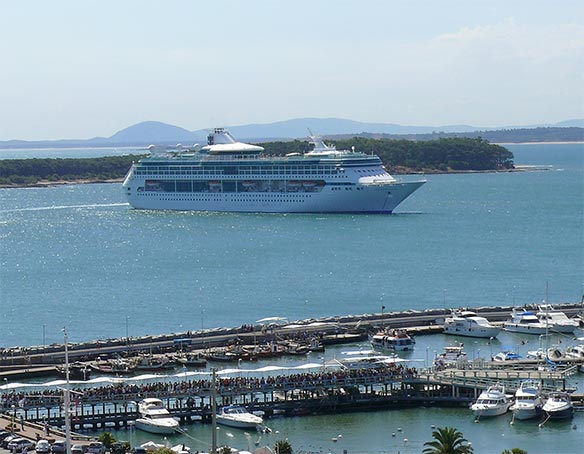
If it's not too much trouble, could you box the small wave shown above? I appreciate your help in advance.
[1,202,129,213]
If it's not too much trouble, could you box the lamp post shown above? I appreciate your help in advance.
[62,327,72,454]
[125,316,130,345]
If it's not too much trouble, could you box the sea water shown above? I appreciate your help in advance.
[0,143,583,453]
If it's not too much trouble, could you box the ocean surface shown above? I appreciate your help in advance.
[1,142,583,453]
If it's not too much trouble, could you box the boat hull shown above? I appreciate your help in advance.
[545,406,574,419]
[135,419,178,434]
[443,326,500,338]
[471,402,511,417]
[216,416,261,429]
[502,324,548,335]
[124,181,425,214]
[510,405,543,420]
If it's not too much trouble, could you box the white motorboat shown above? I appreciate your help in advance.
[333,350,405,370]
[565,344,584,372]
[370,329,415,351]
[434,345,468,369]
[216,405,264,429]
[443,311,501,338]
[493,350,522,362]
[471,384,512,417]
[536,305,579,334]
[502,309,548,334]
[135,398,180,434]
[509,381,545,420]
[542,392,573,419]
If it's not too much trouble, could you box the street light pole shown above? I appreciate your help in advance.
[62,327,72,454]
[125,316,129,345]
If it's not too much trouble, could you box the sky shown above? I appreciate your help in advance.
[1,0,583,141]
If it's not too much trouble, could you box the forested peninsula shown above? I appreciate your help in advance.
[0,137,513,188]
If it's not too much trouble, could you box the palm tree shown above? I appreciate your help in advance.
[423,427,474,454]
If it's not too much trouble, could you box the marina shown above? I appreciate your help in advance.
[1,142,582,452]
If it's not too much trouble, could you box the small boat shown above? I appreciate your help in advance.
[56,362,91,380]
[536,305,579,334]
[503,309,548,334]
[135,398,180,434]
[335,350,405,370]
[493,350,522,362]
[509,381,545,420]
[434,344,468,369]
[174,352,207,368]
[542,392,573,419]
[216,405,264,429]
[443,310,501,338]
[90,358,135,375]
[526,346,563,362]
[565,344,584,372]
[370,329,415,351]
[471,384,512,418]
[135,355,176,371]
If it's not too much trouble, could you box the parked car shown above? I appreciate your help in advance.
[71,444,86,454]
[7,438,35,453]
[2,435,20,449]
[36,439,52,454]
[52,440,67,454]
[0,431,12,441]
[86,442,105,454]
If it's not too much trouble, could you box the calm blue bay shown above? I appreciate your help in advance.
[1,143,583,453]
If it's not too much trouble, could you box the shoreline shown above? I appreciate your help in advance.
[0,166,549,190]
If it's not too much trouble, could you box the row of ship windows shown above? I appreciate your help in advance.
[135,170,344,176]
[151,197,308,203]
[142,165,341,172]
[137,193,312,198]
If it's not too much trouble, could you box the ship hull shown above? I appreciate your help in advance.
[124,181,425,213]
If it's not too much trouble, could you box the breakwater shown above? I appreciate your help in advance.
[1,302,581,373]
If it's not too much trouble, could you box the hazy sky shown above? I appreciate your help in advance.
[1,0,583,140]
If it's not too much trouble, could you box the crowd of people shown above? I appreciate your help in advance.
[0,363,418,411]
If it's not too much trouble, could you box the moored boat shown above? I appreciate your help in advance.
[542,392,573,419]
[471,384,512,418]
[216,405,263,429]
[536,305,579,334]
[503,309,548,334]
[509,381,545,420]
[370,329,415,351]
[443,310,501,338]
[135,398,180,434]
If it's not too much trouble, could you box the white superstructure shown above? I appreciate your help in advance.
[216,405,264,429]
[470,384,512,418]
[502,309,548,334]
[509,381,545,420]
[135,398,180,434]
[123,129,425,213]
[443,310,501,338]
[535,305,579,334]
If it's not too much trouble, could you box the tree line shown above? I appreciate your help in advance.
[0,137,514,186]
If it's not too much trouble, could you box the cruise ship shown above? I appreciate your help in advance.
[122,128,426,213]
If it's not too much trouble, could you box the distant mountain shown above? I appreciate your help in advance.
[1,117,582,148]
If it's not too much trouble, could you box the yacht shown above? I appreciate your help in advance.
[536,305,579,334]
[542,392,573,419]
[370,329,415,351]
[123,129,425,213]
[509,381,545,420]
[565,344,584,372]
[216,405,264,429]
[470,384,512,418]
[135,398,180,434]
[443,310,501,338]
[502,309,548,334]
[434,344,468,369]
[493,350,522,362]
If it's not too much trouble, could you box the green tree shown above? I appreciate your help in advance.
[154,448,174,454]
[502,449,528,454]
[97,432,116,448]
[274,439,293,454]
[423,427,473,454]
